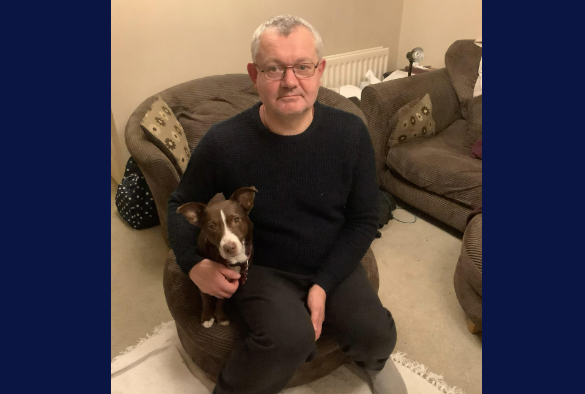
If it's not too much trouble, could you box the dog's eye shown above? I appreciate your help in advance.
[207,223,216,230]
[233,217,240,224]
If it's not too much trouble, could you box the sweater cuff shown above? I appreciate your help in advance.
[176,250,205,276]
[312,273,339,295]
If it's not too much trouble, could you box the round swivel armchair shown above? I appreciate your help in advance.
[163,247,379,387]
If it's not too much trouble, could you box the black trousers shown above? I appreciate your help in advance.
[213,263,397,394]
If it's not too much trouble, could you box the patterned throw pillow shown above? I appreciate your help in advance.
[387,93,436,148]
[140,96,191,176]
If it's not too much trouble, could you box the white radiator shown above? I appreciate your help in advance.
[321,47,389,88]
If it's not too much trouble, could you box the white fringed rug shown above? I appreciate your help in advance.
[111,321,466,394]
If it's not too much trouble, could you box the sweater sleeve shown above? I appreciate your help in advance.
[312,122,379,294]
[167,129,223,275]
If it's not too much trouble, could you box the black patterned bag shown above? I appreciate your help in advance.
[115,157,160,229]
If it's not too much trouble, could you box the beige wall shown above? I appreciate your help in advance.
[111,0,481,167]
[111,0,404,164]
[111,109,124,184]
[396,0,482,70]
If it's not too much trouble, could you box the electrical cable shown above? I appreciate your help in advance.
[392,208,417,224]
[381,192,417,223]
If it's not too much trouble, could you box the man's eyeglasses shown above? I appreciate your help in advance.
[255,62,321,81]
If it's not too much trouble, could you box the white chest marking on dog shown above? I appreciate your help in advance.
[220,210,247,263]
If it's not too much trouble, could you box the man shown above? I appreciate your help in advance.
[167,15,407,394]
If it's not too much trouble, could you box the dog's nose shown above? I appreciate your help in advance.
[223,242,237,255]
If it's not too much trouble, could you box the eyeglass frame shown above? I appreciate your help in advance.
[254,61,322,81]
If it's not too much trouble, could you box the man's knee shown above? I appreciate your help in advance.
[274,319,315,359]
[350,308,397,358]
[248,318,315,361]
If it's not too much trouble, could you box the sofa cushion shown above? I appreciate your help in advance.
[386,119,482,208]
[141,96,191,176]
[387,93,436,148]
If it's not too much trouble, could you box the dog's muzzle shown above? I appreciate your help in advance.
[228,260,248,269]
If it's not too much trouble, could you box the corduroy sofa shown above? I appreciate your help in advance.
[361,40,482,232]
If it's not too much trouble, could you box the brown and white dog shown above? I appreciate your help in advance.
[176,187,257,328]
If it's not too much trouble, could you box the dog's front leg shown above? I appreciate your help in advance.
[215,298,230,326]
[200,291,215,328]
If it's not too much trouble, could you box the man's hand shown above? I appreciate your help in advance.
[189,259,241,298]
[307,284,326,341]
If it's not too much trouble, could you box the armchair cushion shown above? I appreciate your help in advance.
[387,93,436,148]
[386,119,482,208]
[141,97,191,176]
[465,95,482,148]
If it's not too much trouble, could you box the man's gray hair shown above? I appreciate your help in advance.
[251,15,323,63]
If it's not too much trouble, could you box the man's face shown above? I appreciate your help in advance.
[247,26,326,118]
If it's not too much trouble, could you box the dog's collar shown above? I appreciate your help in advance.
[227,246,252,285]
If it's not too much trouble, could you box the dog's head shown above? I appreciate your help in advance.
[177,187,257,261]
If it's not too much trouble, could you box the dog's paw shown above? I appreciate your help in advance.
[202,318,215,328]
[218,319,230,326]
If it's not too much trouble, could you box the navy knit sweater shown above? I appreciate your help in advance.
[167,101,379,294]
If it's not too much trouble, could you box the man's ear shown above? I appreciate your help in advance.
[316,58,326,79]
[230,187,258,212]
[247,63,258,86]
[176,202,207,226]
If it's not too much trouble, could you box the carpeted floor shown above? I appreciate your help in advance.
[111,178,482,394]
[112,321,468,394]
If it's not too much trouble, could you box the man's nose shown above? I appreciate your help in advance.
[281,68,298,87]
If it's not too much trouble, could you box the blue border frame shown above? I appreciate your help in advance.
[483,4,582,392]
[3,3,110,391]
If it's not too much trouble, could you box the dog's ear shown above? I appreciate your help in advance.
[176,202,207,226]
[230,187,258,212]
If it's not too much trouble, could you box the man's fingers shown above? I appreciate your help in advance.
[215,289,230,298]
[311,308,324,323]
[311,311,324,341]
[215,290,230,299]
[219,279,239,295]
[219,267,241,280]
[313,321,322,340]
[217,277,239,296]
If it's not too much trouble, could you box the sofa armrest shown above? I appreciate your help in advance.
[125,95,180,247]
[361,68,462,186]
